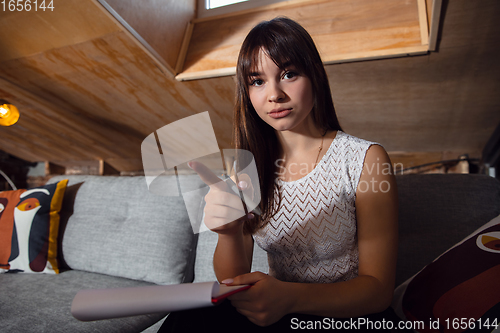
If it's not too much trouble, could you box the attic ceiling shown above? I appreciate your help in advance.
[0,0,499,173]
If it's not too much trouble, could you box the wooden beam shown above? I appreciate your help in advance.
[417,0,430,45]
[321,45,430,65]
[176,67,236,82]
[102,0,196,72]
[104,158,144,173]
[45,162,66,176]
[428,0,443,51]
[175,21,195,75]
[176,45,430,81]
[99,160,120,175]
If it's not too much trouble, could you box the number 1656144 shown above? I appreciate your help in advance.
[2,0,54,11]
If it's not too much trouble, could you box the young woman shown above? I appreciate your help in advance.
[160,17,399,332]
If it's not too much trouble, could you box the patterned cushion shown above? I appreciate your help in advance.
[392,214,500,331]
[0,180,68,274]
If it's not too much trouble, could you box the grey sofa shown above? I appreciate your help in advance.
[0,173,499,332]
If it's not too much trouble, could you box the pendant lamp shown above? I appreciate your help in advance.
[0,99,20,126]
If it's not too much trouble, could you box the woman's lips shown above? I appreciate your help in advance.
[268,109,291,119]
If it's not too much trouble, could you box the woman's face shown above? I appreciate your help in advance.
[247,49,315,133]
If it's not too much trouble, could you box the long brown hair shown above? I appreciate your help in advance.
[233,17,342,234]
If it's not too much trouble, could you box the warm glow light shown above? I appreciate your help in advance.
[0,100,20,126]
[0,105,9,116]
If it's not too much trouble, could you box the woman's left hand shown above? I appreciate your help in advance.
[224,272,292,327]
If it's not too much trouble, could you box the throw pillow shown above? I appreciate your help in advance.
[0,179,68,274]
[46,175,200,285]
[392,214,500,332]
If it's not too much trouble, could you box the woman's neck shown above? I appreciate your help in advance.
[275,129,335,182]
[276,117,326,158]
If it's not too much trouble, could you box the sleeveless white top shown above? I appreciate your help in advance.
[253,131,376,283]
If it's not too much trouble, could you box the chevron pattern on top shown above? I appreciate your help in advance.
[254,131,375,284]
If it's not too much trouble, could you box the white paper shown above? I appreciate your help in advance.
[71,281,216,321]
[71,281,251,322]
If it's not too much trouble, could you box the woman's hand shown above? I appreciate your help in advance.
[189,161,254,235]
[224,272,293,327]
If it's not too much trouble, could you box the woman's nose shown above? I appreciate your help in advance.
[268,82,285,102]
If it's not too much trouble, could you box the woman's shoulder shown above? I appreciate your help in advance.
[333,131,381,151]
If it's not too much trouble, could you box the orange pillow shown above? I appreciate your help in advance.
[0,179,67,274]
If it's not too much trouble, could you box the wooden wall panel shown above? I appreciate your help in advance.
[0,32,203,135]
[0,77,142,161]
[0,0,120,62]
[0,20,235,171]
[102,0,196,73]
[326,34,500,154]
[0,0,498,174]
[182,76,236,146]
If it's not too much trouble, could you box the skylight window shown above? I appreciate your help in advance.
[197,0,289,18]
[207,0,249,10]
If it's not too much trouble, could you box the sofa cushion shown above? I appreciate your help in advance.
[0,179,68,274]
[395,174,500,286]
[0,270,165,333]
[392,214,500,330]
[47,175,202,285]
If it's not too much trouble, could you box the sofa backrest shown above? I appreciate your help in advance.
[394,174,500,285]
[49,174,500,288]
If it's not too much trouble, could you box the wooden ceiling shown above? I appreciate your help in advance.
[0,0,499,173]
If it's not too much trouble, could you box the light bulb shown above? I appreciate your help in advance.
[0,101,20,126]
[0,105,10,117]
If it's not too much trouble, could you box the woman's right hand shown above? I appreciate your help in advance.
[188,161,254,235]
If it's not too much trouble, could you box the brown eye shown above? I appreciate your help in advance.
[17,198,40,212]
[283,71,298,80]
[250,78,264,86]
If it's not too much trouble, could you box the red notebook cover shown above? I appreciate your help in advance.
[211,284,251,305]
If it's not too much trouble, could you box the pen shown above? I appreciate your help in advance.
[222,161,262,215]
[221,173,262,216]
